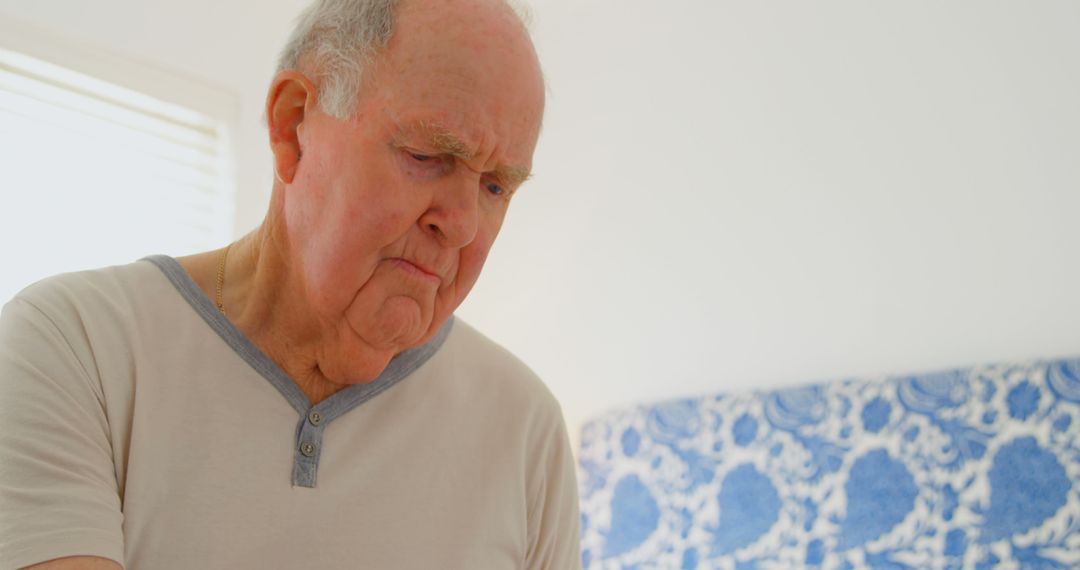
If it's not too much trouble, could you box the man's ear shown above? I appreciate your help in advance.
[266,71,317,185]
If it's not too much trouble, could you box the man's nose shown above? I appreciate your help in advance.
[420,175,479,248]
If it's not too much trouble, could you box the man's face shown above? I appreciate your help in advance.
[281,2,544,382]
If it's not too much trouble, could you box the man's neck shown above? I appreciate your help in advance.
[179,220,371,406]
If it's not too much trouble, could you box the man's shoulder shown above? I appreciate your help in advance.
[5,258,176,335]
[438,318,563,418]
[13,258,163,306]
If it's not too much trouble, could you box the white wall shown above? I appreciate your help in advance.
[3,1,1078,450]
[457,0,1080,446]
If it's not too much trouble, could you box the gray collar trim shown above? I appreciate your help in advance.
[143,254,453,420]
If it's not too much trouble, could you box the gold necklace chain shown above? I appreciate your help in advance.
[215,243,232,315]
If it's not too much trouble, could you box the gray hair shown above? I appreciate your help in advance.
[276,0,533,119]
[276,0,400,119]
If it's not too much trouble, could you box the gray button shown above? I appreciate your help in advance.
[300,442,317,457]
[308,410,323,425]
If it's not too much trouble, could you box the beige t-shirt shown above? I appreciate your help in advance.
[0,257,580,570]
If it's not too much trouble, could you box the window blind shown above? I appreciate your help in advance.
[0,48,234,303]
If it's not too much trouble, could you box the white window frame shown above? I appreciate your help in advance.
[0,14,240,244]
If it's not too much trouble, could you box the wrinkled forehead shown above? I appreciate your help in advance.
[388,115,535,187]
[367,0,545,163]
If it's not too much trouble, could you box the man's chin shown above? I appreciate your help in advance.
[349,295,432,350]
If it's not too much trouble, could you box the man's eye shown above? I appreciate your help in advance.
[410,152,435,162]
[485,182,505,196]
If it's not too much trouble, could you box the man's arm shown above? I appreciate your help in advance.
[0,296,125,569]
[525,408,583,570]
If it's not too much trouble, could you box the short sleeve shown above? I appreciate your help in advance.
[525,406,582,570]
[0,297,125,569]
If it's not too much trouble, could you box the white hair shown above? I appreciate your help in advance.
[276,0,533,119]
[276,0,399,119]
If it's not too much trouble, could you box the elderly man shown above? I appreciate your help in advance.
[0,0,580,568]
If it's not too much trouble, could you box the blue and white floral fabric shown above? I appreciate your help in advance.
[578,357,1080,569]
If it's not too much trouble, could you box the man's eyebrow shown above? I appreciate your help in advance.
[494,164,532,188]
[413,121,533,187]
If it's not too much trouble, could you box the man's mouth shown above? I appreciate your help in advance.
[389,258,441,284]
